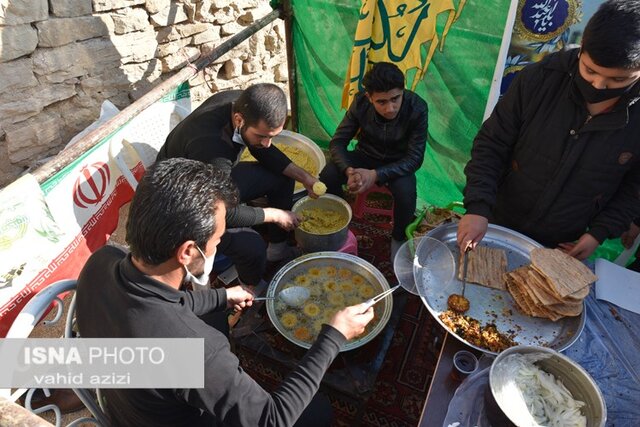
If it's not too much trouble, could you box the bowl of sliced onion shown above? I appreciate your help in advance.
[487,345,605,427]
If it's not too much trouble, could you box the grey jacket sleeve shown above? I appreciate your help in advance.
[225,205,266,227]
[183,288,228,315]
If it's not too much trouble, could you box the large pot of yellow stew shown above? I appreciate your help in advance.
[266,252,392,351]
[292,194,351,253]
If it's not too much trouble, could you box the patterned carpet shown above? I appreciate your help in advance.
[234,210,445,426]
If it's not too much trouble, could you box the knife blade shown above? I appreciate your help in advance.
[461,244,471,297]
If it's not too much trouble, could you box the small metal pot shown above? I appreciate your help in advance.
[488,345,606,427]
[292,194,352,253]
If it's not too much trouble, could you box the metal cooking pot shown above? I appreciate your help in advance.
[292,194,352,253]
[265,252,392,351]
[487,345,606,427]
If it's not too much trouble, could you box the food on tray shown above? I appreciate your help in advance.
[240,142,318,192]
[312,181,327,196]
[299,208,349,234]
[275,266,385,343]
[447,294,470,313]
[439,310,516,353]
[530,248,596,299]
[504,249,596,321]
[457,246,508,290]
[494,353,587,426]
[414,207,463,236]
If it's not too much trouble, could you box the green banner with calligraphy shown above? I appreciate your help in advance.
[290,0,511,208]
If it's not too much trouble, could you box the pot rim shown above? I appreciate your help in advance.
[265,251,392,351]
[292,194,352,236]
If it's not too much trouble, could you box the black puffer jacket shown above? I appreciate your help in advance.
[329,90,428,183]
[464,49,640,247]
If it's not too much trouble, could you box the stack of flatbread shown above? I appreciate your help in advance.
[504,248,597,321]
[457,246,508,291]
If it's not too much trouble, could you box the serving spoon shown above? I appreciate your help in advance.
[253,286,311,308]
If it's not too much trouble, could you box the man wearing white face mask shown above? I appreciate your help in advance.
[157,84,321,293]
[458,0,640,260]
[76,158,374,426]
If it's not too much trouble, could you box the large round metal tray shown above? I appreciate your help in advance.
[266,252,392,351]
[417,223,585,355]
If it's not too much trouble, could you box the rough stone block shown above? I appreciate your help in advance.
[195,0,215,22]
[243,60,258,74]
[110,7,150,34]
[211,0,231,8]
[110,29,158,63]
[0,140,25,188]
[191,27,220,45]
[0,0,47,25]
[50,0,93,18]
[150,3,188,26]
[0,25,38,62]
[156,38,190,58]
[273,62,287,82]
[0,83,77,125]
[160,46,200,72]
[232,0,260,9]
[5,113,63,163]
[221,22,243,37]
[32,38,121,82]
[0,59,38,95]
[157,22,211,43]
[223,58,242,79]
[92,0,145,12]
[36,16,110,48]
[212,7,236,25]
[144,0,170,15]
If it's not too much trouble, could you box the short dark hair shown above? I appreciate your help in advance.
[362,62,405,94]
[232,83,288,128]
[125,158,238,265]
[582,0,640,69]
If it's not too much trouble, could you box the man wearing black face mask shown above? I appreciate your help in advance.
[457,0,640,260]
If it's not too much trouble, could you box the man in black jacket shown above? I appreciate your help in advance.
[76,158,374,426]
[158,84,321,292]
[458,0,640,260]
[320,62,428,260]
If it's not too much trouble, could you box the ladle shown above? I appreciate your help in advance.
[254,286,311,307]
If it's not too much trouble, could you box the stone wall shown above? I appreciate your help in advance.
[0,0,288,188]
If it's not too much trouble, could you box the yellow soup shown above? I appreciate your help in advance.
[275,265,384,344]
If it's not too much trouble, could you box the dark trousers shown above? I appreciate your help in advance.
[218,227,266,285]
[319,151,416,241]
[231,161,295,243]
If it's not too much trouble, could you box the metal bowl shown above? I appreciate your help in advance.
[292,195,352,253]
[488,345,606,427]
[273,130,326,195]
[266,252,392,351]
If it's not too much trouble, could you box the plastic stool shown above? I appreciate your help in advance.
[337,230,358,256]
[352,184,394,224]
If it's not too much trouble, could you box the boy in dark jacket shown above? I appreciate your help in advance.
[320,62,428,260]
[458,0,640,260]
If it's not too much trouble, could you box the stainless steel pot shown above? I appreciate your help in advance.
[265,252,392,351]
[488,345,606,427]
[292,194,352,253]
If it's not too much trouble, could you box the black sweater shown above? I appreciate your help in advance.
[157,90,293,227]
[76,246,346,427]
[464,49,640,247]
